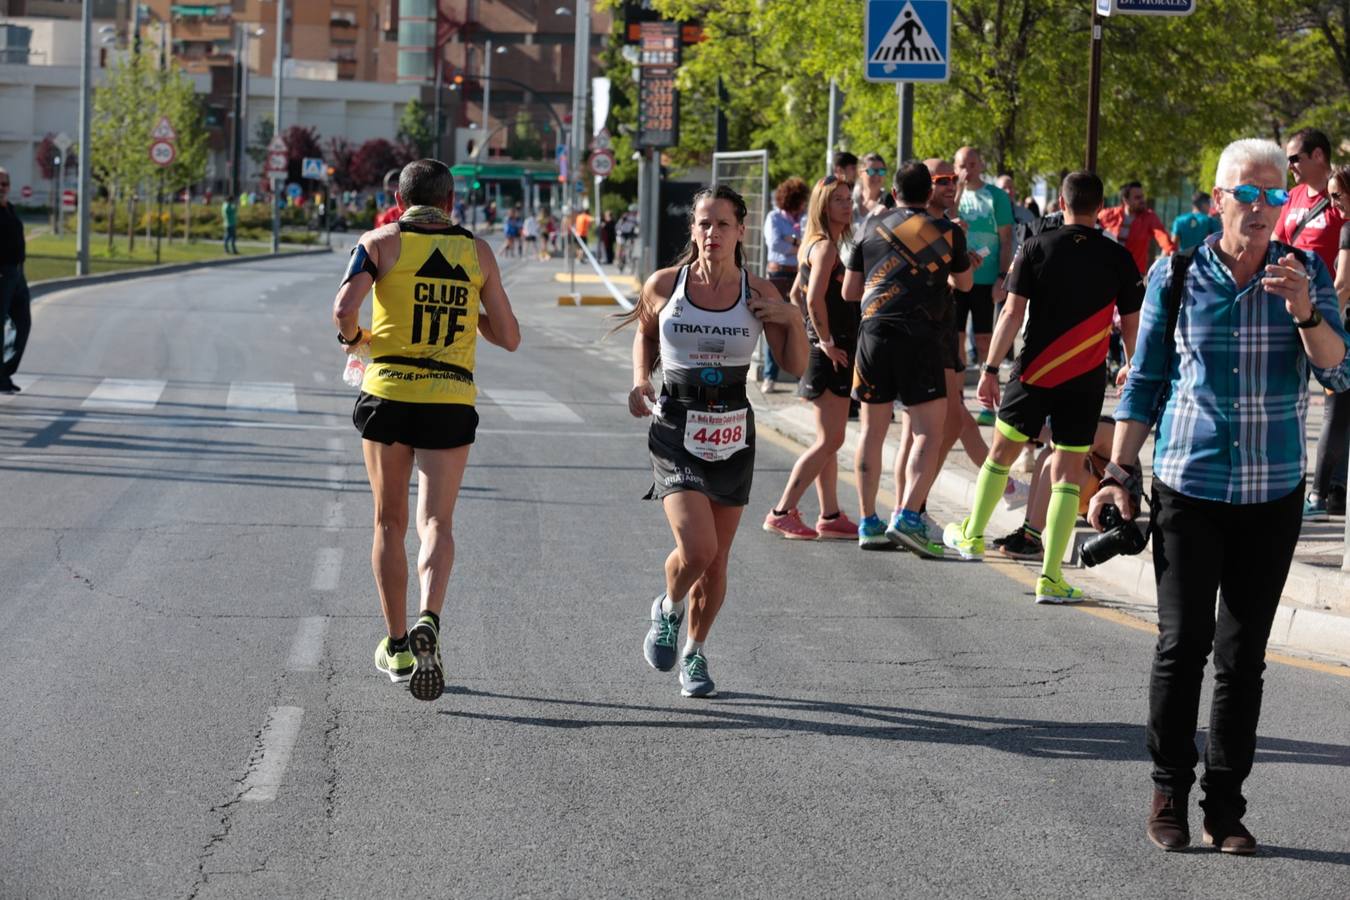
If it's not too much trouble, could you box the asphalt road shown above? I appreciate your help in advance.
[1,249,1347,899]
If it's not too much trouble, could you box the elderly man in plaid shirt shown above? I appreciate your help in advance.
[1095,138,1350,855]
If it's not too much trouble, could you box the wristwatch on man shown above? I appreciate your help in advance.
[1295,307,1323,330]
[337,326,363,346]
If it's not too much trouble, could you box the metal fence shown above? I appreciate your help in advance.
[711,150,771,278]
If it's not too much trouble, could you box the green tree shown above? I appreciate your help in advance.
[91,52,156,251]
[397,98,435,158]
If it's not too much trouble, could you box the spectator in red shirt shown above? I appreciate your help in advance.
[1274,127,1345,273]
[374,203,404,228]
[1097,181,1176,275]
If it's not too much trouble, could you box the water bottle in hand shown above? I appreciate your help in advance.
[342,351,367,387]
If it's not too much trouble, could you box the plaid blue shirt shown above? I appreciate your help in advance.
[1116,235,1350,505]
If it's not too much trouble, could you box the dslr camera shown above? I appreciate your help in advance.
[1081,504,1148,567]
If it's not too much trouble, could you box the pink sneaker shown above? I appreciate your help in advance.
[814,512,859,541]
[763,508,818,540]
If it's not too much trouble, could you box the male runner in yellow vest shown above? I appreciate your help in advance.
[332,159,521,701]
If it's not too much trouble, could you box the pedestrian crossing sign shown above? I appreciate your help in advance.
[865,0,951,83]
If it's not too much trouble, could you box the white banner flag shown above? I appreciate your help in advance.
[591,77,611,137]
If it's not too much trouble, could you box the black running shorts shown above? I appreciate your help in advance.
[853,319,946,407]
[798,344,855,400]
[646,398,756,507]
[996,377,1105,451]
[353,392,478,449]
[954,282,996,335]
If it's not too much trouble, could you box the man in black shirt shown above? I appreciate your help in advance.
[942,171,1144,603]
[0,167,30,394]
[844,161,973,557]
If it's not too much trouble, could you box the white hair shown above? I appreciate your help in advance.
[1214,139,1288,189]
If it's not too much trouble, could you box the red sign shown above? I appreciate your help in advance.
[20,185,32,200]
[149,140,177,167]
[61,189,76,210]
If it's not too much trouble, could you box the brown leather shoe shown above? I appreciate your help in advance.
[1147,789,1190,851]
[1202,816,1257,855]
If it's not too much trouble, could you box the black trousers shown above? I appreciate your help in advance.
[1313,387,1350,499]
[1146,479,1303,817]
[0,263,31,378]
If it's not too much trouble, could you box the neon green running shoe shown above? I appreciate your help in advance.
[942,519,984,561]
[373,637,415,683]
[975,408,997,427]
[1035,574,1085,605]
[408,615,445,701]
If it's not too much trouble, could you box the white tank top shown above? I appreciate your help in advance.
[658,265,762,386]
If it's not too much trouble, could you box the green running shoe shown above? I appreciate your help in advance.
[975,408,997,427]
[373,637,415,683]
[942,518,984,561]
[1035,574,1085,605]
[407,615,444,701]
[886,514,945,559]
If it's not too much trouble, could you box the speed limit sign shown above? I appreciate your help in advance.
[588,148,615,178]
[149,140,177,167]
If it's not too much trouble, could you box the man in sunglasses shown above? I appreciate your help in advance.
[1275,127,1344,273]
[0,167,29,394]
[1098,139,1350,855]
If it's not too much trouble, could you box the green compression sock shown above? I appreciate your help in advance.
[964,459,1012,540]
[1041,482,1082,582]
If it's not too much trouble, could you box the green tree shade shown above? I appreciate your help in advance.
[397,98,435,158]
[624,0,1296,202]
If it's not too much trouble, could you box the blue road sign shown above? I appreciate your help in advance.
[1098,0,1195,14]
[301,157,326,179]
[864,0,951,83]
[286,182,303,199]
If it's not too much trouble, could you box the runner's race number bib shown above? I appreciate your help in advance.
[683,408,749,462]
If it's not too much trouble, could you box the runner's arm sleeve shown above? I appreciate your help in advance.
[341,244,378,286]
[1114,261,1172,425]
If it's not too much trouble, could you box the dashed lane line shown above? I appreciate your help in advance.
[286,617,329,672]
[240,706,305,803]
[310,547,342,591]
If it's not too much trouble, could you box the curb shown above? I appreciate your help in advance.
[29,246,333,299]
[753,396,1350,666]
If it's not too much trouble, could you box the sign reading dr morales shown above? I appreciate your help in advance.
[1096,0,1195,14]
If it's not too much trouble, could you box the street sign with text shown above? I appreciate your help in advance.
[865,0,951,83]
[1097,0,1194,14]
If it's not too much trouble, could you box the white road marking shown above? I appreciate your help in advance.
[480,388,583,423]
[310,547,342,591]
[326,437,344,452]
[323,500,344,533]
[227,381,298,413]
[297,345,312,356]
[286,617,328,671]
[312,371,326,384]
[81,378,167,411]
[326,464,344,490]
[241,706,305,803]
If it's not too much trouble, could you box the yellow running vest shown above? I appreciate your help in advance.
[362,226,482,404]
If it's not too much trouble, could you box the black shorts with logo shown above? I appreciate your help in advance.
[798,343,855,400]
[353,392,479,449]
[852,318,946,407]
[645,395,756,507]
[996,377,1105,450]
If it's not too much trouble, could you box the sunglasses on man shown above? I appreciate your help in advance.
[931,174,959,186]
[1220,184,1290,206]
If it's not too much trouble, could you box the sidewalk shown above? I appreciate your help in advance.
[750,372,1350,665]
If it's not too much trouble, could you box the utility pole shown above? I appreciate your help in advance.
[75,0,92,275]
[825,78,839,177]
[271,0,286,254]
[1085,9,1103,172]
[231,26,244,198]
[570,1,591,213]
[483,39,492,137]
[895,82,913,166]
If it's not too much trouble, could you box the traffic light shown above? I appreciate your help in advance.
[472,180,481,191]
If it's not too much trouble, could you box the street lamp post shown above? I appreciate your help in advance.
[569,2,590,214]
[231,26,264,199]
[76,0,93,276]
[271,0,286,254]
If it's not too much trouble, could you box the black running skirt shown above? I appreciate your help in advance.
[644,397,756,507]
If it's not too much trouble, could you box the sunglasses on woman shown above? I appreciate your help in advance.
[1220,185,1290,206]
[864,167,887,177]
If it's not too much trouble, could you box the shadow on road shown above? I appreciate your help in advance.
[439,688,1350,769]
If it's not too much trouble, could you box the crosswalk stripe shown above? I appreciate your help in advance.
[480,388,584,423]
[226,381,298,413]
[81,378,167,411]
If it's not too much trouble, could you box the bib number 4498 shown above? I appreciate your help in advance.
[683,408,749,462]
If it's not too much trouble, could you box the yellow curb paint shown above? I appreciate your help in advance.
[755,419,1350,680]
[553,271,641,289]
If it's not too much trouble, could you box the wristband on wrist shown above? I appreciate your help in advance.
[338,326,362,346]
[819,336,835,348]
[982,363,1000,377]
